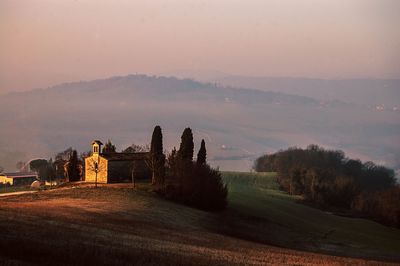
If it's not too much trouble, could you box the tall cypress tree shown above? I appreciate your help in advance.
[178,127,194,162]
[150,125,165,186]
[177,128,194,197]
[196,139,206,165]
[66,150,81,182]
[102,139,116,154]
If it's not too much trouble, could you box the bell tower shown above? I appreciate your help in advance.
[91,140,103,156]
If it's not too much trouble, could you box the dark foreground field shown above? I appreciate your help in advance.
[0,173,399,265]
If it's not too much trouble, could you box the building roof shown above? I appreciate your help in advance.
[100,152,149,161]
[92,140,103,145]
[1,172,38,179]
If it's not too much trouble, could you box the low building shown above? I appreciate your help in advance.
[0,172,39,186]
[84,140,150,183]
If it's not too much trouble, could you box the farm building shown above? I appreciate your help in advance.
[84,140,150,183]
[0,172,39,186]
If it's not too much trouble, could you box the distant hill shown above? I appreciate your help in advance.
[0,74,399,173]
[210,75,400,107]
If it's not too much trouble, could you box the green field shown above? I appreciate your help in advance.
[222,171,400,260]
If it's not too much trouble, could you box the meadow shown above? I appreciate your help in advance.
[223,172,400,260]
[0,172,398,265]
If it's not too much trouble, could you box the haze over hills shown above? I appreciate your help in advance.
[163,70,400,107]
[214,76,400,107]
[0,74,399,174]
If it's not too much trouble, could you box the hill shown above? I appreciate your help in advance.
[223,172,400,259]
[0,172,399,265]
[209,76,400,107]
[0,75,399,173]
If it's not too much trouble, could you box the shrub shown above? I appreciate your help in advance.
[160,129,227,211]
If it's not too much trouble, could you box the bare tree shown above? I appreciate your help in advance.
[130,161,139,188]
[86,158,105,188]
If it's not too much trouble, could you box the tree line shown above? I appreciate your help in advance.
[26,149,84,184]
[254,145,400,227]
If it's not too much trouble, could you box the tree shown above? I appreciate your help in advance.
[30,159,49,180]
[0,166,3,173]
[102,139,116,154]
[176,127,195,195]
[178,128,194,162]
[65,150,81,182]
[86,157,105,188]
[47,158,56,186]
[55,147,73,161]
[122,143,150,188]
[53,148,73,179]
[148,126,165,186]
[123,143,150,153]
[196,139,206,165]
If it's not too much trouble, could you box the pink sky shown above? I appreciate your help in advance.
[1,0,399,94]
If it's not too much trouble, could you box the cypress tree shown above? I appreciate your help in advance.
[177,128,194,198]
[196,139,206,165]
[102,139,116,153]
[178,127,194,162]
[66,150,81,182]
[150,125,165,186]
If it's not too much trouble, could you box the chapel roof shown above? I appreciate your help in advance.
[92,140,103,145]
[100,152,149,161]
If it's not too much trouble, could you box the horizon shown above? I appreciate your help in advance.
[1,72,400,96]
[1,0,400,94]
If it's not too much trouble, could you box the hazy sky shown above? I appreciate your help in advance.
[1,0,399,94]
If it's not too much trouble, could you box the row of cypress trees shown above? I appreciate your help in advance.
[149,126,227,211]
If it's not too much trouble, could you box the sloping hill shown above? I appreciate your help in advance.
[223,172,400,260]
[0,174,399,265]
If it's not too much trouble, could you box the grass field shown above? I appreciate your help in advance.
[0,173,399,265]
[222,171,400,260]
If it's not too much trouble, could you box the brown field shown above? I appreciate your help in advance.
[0,184,398,265]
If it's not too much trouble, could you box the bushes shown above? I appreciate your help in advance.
[163,162,227,211]
[155,128,228,211]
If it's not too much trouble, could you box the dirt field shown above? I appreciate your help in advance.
[0,184,398,265]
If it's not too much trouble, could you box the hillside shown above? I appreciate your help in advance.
[210,76,400,107]
[0,173,399,265]
[223,172,400,259]
[0,75,399,173]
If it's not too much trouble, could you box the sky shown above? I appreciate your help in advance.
[1,0,399,94]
